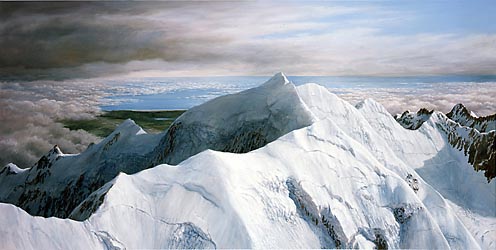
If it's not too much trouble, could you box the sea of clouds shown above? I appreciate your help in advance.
[0,80,104,167]
[332,81,496,117]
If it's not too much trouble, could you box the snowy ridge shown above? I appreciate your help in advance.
[0,119,162,218]
[394,105,495,182]
[298,85,495,249]
[150,72,314,165]
[0,118,478,249]
[394,108,434,130]
[0,73,495,249]
[0,163,28,175]
[431,112,495,181]
[0,73,315,219]
[447,103,496,133]
[357,100,496,249]
[396,103,496,134]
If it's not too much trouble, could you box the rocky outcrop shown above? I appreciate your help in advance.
[447,103,496,132]
[395,104,495,182]
[0,120,161,218]
[438,119,496,182]
[394,108,433,130]
[150,72,314,166]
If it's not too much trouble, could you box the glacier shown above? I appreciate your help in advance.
[0,73,494,249]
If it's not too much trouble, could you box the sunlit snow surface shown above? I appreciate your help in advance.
[0,74,494,249]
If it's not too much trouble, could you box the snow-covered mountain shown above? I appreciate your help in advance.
[150,72,314,166]
[395,105,495,182]
[447,103,496,133]
[0,73,314,219]
[0,119,162,218]
[396,103,496,133]
[0,73,494,249]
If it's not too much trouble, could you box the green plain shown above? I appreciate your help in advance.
[60,110,186,138]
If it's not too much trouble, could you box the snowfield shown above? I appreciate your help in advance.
[0,73,494,249]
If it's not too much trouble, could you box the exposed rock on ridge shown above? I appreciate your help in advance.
[149,72,314,166]
[447,103,496,132]
[395,105,495,182]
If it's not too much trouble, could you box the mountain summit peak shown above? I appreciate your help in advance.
[263,72,290,86]
[48,145,63,156]
[448,103,468,115]
[446,103,496,133]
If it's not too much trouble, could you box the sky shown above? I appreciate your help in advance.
[1,1,495,79]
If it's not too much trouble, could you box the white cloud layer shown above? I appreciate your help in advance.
[332,82,496,116]
[0,80,104,167]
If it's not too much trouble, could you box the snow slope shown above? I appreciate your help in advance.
[447,103,496,133]
[0,119,162,218]
[297,84,495,249]
[0,73,315,219]
[1,118,478,249]
[393,104,495,182]
[356,99,496,249]
[150,72,314,165]
[0,73,494,249]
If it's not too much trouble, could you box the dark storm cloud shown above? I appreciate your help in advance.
[0,2,240,79]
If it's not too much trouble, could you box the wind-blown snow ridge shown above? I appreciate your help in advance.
[0,118,163,218]
[150,71,314,165]
[395,105,495,182]
[447,103,496,133]
[394,108,434,130]
[0,73,495,249]
[0,163,27,175]
[396,103,496,133]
